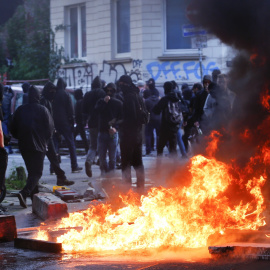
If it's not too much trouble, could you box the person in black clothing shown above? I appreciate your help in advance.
[22,82,30,105]
[1,85,14,154]
[143,78,160,99]
[74,89,89,155]
[95,83,123,175]
[144,92,161,155]
[10,86,54,208]
[192,75,211,133]
[153,81,181,158]
[0,83,8,203]
[52,78,82,173]
[83,76,106,177]
[118,75,145,191]
[40,82,74,186]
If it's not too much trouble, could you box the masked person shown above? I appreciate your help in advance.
[40,82,74,186]
[95,83,123,176]
[118,75,145,191]
[83,76,106,177]
[0,83,8,203]
[52,78,82,173]
[10,86,54,208]
[143,78,160,99]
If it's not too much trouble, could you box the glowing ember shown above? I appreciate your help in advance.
[36,154,266,253]
[260,85,270,112]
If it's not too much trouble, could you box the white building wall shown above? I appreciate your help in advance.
[50,0,234,90]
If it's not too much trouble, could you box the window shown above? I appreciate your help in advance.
[112,0,130,56]
[165,0,192,51]
[66,5,86,59]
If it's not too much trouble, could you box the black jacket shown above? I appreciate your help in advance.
[10,86,54,152]
[95,97,123,133]
[144,95,161,122]
[153,91,180,132]
[52,78,74,130]
[40,81,55,116]
[82,76,106,128]
[191,89,208,123]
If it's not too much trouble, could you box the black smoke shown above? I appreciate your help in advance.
[189,0,270,170]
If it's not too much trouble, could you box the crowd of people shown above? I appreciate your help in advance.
[0,68,236,208]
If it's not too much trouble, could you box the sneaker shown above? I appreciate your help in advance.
[57,179,75,186]
[85,161,92,177]
[18,192,27,208]
[72,166,83,173]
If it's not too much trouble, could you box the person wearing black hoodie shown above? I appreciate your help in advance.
[10,85,54,208]
[22,82,30,105]
[118,75,145,191]
[95,83,123,175]
[40,82,74,186]
[153,81,181,157]
[74,89,89,154]
[52,78,82,173]
[143,78,160,99]
[83,76,106,177]
[0,83,8,203]
[144,91,161,155]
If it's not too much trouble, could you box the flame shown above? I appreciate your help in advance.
[260,85,270,111]
[250,53,266,67]
[36,155,266,253]
[205,130,222,157]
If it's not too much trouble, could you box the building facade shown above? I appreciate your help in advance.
[50,0,234,91]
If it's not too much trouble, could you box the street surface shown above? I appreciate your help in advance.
[1,149,270,269]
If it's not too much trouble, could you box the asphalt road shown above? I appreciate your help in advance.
[1,149,270,269]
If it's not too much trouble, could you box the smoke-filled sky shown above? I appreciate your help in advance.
[189,0,270,168]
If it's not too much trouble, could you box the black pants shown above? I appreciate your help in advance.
[74,122,89,153]
[157,128,177,156]
[120,133,145,188]
[21,150,45,197]
[0,147,8,190]
[46,138,66,181]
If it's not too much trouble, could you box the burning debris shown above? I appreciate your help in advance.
[34,148,267,253]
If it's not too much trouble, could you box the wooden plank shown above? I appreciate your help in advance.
[0,215,17,242]
[14,237,62,253]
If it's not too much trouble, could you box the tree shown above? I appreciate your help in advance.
[5,0,51,81]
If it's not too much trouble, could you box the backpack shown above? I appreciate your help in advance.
[165,100,183,125]
[136,93,150,124]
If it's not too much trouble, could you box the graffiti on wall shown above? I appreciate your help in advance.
[58,59,220,90]
[58,60,142,90]
[146,61,219,81]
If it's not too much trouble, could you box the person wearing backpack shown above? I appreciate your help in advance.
[153,81,182,158]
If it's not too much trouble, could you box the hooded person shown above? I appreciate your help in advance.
[118,75,145,191]
[143,78,159,99]
[94,82,123,175]
[40,82,74,186]
[22,82,31,105]
[52,78,82,173]
[144,85,161,156]
[83,76,106,177]
[191,75,212,132]
[74,88,89,154]
[0,83,8,203]
[10,85,54,208]
[153,81,182,158]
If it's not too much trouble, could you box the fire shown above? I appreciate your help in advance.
[36,155,266,253]
[260,85,270,111]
